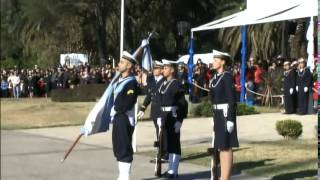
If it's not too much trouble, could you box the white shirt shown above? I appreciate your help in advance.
[11,75,20,86]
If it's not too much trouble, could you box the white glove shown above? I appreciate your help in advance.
[110,107,116,120]
[296,86,298,92]
[289,88,293,95]
[141,39,149,48]
[174,121,182,133]
[80,126,91,136]
[137,111,145,119]
[157,117,162,127]
[226,121,234,133]
[304,87,308,93]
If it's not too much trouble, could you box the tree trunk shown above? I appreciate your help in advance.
[95,2,108,66]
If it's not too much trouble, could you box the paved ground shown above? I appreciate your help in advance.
[1,113,316,180]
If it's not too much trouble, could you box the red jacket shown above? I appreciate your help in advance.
[254,67,264,85]
[313,81,319,100]
[234,73,241,92]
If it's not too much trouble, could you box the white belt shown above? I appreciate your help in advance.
[212,103,228,110]
[161,106,177,112]
[212,103,228,117]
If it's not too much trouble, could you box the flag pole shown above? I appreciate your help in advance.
[120,0,124,57]
[60,134,83,163]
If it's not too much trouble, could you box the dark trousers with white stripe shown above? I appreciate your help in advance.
[165,115,181,155]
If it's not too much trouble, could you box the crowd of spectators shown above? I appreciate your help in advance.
[1,56,317,111]
[1,63,116,98]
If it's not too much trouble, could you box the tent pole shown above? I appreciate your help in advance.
[240,25,248,103]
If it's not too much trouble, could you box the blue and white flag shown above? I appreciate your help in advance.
[141,44,153,72]
[81,72,120,136]
[133,33,154,72]
[81,34,155,136]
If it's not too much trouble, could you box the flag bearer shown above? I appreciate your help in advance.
[111,51,139,180]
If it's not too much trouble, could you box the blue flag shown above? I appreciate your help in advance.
[188,38,195,94]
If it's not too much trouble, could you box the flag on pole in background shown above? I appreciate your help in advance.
[188,38,195,94]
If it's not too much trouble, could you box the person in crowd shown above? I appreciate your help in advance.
[233,65,241,102]
[282,61,296,114]
[11,71,21,98]
[296,58,312,115]
[176,62,188,93]
[1,77,9,97]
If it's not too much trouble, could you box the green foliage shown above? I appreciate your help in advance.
[276,119,303,139]
[237,103,259,116]
[192,100,212,117]
[1,0,247,67]
[51,84,106,102]
[192,101,259,117]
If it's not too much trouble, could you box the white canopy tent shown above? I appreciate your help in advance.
[178,53,213,65]
[192,0,317,32]
[191,0,317,70]
[189,0,317,103]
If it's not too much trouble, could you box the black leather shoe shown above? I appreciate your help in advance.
[150,158,169,163]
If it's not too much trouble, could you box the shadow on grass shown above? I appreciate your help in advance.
[181,147,250,162]
[181,152,209,161]
[141,170,210,180]
[271,169,317,180]
[234,159,274,173]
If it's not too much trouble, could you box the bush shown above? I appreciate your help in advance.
[192,100,213,117]
[51,84,107,102]
[276,119,303,139]
[237,103,259,116]
[192,101,259,117]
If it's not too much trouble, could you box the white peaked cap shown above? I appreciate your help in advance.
[212,50,231,61]
[291,61,298,67]
[298,58,305,63]
[283,61,290,65]
[161,59,178,66]
[153,60,163,67]
[122,51,137,64]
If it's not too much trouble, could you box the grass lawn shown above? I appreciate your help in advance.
[139,139,317,180]
[254,105,282,113]
[1,98,95,129]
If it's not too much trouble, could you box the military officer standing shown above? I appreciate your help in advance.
[110,51,139,180]
[159,59,188,178]
[296,58,312,115]
[283,61,296,114]
[137,60,168,161]
[209,50,239,180]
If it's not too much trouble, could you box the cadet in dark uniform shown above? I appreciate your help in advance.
[209,50,239,180]
[296,58,312,115]
[137,61,168,160]
[283,61,296,114]
[159,59,188,178]
[110,51,139,180]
